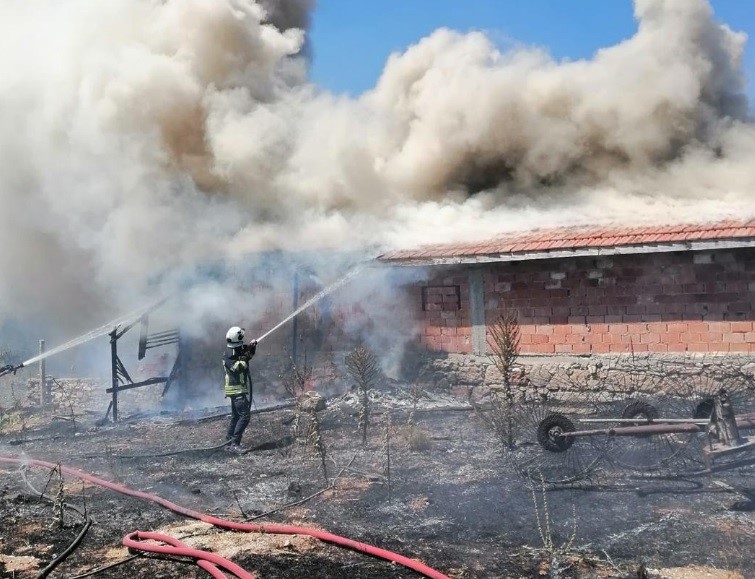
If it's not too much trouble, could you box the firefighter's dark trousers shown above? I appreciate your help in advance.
[226,394,251,445]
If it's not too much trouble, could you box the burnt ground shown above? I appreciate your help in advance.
[1,391,753,579]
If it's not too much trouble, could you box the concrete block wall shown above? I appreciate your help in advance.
[417,248,755,355]
[418,278,474,353]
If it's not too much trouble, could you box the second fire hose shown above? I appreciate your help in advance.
[1,455,450,579]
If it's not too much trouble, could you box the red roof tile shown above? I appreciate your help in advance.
[379,219,755,262]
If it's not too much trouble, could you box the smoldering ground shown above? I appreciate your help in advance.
[0,0,753,342]
[2,388,754,578]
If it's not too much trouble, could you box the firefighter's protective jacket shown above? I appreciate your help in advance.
[223,346,253,397]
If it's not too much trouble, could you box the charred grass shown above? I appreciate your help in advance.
[1,392,753,578]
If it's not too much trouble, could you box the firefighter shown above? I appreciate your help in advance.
[223,326,257,453]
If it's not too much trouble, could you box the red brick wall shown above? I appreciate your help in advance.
[416,248,755,354]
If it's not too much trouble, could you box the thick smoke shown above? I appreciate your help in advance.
[0,0,752,338]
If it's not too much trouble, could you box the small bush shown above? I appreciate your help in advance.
[406,427,431,452]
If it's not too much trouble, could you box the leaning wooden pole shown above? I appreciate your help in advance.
[39,339,46,407]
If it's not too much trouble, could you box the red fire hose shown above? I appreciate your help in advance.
[124,531,254,579]
[1,456,450,579]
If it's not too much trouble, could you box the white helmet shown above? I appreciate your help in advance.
[226,326,245,348]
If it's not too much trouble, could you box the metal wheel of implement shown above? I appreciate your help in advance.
[622,400,659,434]
[693,398,715,419]
[505,396,605,484]
[537,413,575,453]
[607,399,691,472]
[680,373,755,418]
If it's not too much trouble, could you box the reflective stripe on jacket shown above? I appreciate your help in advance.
[223,358,248,397]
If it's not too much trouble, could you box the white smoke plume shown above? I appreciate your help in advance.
[0,0,752,337]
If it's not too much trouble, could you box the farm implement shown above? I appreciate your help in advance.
[504,371,755,484]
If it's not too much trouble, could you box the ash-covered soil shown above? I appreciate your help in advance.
[1,390,753,579]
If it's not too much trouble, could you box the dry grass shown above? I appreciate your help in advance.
[0,553,40,573]
[654,567,744,579]
[409,496,430,512]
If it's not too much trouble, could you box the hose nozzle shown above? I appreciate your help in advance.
[0,363,24,377]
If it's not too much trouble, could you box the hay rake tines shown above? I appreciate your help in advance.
[533,388,755,478]
[505,392,606,485]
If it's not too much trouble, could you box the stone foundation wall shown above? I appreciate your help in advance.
[415,352,755,402]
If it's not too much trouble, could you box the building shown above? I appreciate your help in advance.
[379,220,755,356]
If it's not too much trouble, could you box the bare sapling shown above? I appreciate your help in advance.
[306,404,329,483]
[383,412,393,501]
[80,479,88,520]
[528,471,578,577]
[54,467,66,529]
[280,355,312,442]
[51,378,78,435]
[281,353,329,480]
[41,464,66,529]
[345,345,381,447]
[266,414,293,458]
[487,306,521,449]
[407,382,425,435]
[1,370,33,438]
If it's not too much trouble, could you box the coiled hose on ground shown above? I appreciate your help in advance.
[0,455,450,579]
[124,531,255,579]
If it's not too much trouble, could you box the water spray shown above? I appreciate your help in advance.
[254,263,365,344]
[0,261,367,380]
[0,297,168,378]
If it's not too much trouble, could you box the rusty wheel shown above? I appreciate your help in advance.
[537,413,575,453]
[505,396,605,484]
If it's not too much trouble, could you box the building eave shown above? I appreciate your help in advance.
[378,238,755,267]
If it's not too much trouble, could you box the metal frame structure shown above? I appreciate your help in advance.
[106,313,182,422]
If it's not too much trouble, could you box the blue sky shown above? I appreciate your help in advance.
[309,0,755,103]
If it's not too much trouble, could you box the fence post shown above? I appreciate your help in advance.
[39,339,47,407]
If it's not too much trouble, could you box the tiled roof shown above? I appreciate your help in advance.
[379,220,755,264]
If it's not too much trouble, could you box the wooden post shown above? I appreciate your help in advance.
[39,339,46,406]
[291,271,299,365]
[110,329,119,422]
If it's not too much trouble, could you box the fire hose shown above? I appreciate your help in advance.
[16,444,239,578]
[124,531,254,579]
[0,455,450,579]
